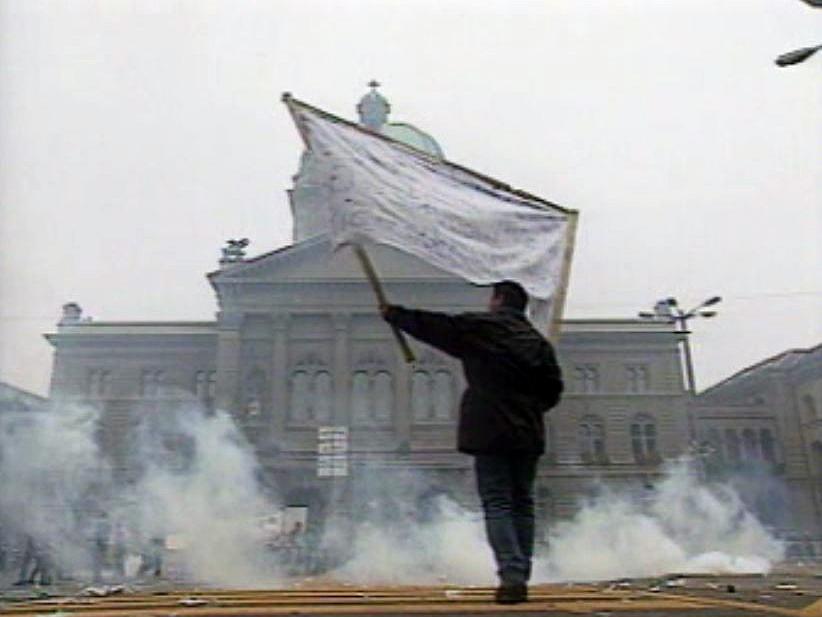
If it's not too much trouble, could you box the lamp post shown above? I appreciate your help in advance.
[638,296,721,395]
[775,44,822,67]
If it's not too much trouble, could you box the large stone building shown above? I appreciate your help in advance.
[44,85,713,536]
[692,343,822,556]
[0,382,47,415]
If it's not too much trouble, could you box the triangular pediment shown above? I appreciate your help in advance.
[209,235,463,285]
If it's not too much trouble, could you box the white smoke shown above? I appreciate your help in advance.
[533,460,785,582]
[1,403,785,590]
[128,403,282,587]
[328,460,784,586]
[0,400,283,588]
[0,404,109,574]
[332,495,494,585]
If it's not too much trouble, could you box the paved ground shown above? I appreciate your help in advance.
[1,570,821,617]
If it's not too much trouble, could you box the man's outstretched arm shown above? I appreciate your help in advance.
[381,304,468,358]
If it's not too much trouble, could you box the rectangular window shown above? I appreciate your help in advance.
[194,370,217,400]
[141,370,165,398]
[626,365,650,393]
[579,418,606,463]
[87,369,111,397]
[574,365,600,393]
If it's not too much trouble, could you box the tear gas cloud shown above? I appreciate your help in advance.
[128,404,280,586]
[0,401,785,589]
[531,461,785,582]
[0,398,285,587]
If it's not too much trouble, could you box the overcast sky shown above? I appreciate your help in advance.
[1,0,820,396]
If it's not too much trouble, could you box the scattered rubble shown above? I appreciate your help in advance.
[79,585,126,597]
[178,597,210,607]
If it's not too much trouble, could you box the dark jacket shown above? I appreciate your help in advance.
[383,305,563,455]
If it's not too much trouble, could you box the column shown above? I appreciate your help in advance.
[395,351,412,451]
[332,313,350,425]
[271,313,290,439]
[215,312,243,415]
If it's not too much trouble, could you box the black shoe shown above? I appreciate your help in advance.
[495,583,527,604]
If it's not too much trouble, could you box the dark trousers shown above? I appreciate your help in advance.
[474,453,539,585]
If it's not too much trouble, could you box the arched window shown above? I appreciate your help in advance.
[760,429,776,463]
[707,428,724,462]
[579,416,606,463]
[207,371,217,398]
[630,414,657,463]
[313,371,332,421]
[432,371,453,421]
[802,395,818,425]
[195,371,207,397]
[373,371,393,422]
[351,371,371,423]
[412,371,432,421]
[243,367,267,416]
[742,428,759,459]
[725,429,741,463]
[811,441,822,476]
[290,371,310,421]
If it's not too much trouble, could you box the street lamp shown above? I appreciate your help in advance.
[775,44,822,67]
[638,295,722,395]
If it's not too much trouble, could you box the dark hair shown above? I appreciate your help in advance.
[492,280,528,311]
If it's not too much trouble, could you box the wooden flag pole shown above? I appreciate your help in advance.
[352,244,416,364]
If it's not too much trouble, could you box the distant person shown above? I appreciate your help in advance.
[91,513,110,583]
[381,281,563,604]
[138,536,164,578]
[110,521,127,578]
[15,535,52,586]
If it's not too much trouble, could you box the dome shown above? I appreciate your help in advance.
[356,81,443,158]
[381,122,444,158]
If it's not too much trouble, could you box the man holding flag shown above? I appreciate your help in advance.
[283,92,576,602]
[381,282,563,604]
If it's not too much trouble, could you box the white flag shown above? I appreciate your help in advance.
[284,95,577,327]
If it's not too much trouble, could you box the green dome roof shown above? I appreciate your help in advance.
[381,122,444,158]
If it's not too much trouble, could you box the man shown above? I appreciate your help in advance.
[381,281,563,604]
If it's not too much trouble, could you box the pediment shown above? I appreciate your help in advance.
[209,235,462,285]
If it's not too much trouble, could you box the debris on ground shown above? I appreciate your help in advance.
[726,584,736,593]
[78,585,126,597]
[178,597,210,607]
[774,583,798,590]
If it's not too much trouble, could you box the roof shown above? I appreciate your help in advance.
[0,381,47,411]
[380,122,444,158]
[700,342,822,396]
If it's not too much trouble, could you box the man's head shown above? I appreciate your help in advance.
[489,280,528,313]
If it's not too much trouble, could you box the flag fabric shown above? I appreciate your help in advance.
[284,95,577,330]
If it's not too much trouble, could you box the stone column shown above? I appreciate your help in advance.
[271,313,290,440]
[332,313,350,425]
[215,312,243,415]
[395,349,412,450]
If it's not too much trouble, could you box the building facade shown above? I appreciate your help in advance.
[692,344,822,556]
[0,382,47,415]
[45,85,695,536]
